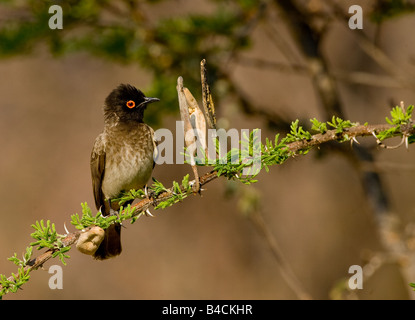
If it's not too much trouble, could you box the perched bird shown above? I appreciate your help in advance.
[90,84,159,260]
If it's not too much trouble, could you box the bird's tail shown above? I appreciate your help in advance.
[93,223,122,260]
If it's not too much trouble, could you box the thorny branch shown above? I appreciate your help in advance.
[2,0,415,301]
[2,121,410,297]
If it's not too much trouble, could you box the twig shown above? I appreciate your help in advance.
[285,123,394,152]
[176,77,201,193]
[3,119,412,297]
[328,0,415,89]
[200,59,216,130]
[249,209,312,300]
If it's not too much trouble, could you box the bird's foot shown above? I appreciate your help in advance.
[109,208,120,217]
[144,184,157,200]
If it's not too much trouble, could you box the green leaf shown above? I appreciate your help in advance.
[182,174,190,191]
[310,118,327,133]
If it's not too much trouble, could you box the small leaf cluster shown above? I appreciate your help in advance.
[189,129,264,184]
[377,105,414,141]
[0,247,33,297]
[284,120,313,143]
[386,105,413,125]
[71,202,117,230]
[151,177,170,197]
[154,175,192,209]
[261,134,291,173]
[8,247,33,269]
[111,177,182,211]
[105,175,193,213]
[326,116,355,134]
[114,176,192,211]
[0,266,30,297]
[111,177,171,208]
[310,118,328,134]
[115,189,146,207]
[212,150,260,184]
[30,220,70,265]
[310,117,355,135]
[1,219,71,297]
[71,202,138,229]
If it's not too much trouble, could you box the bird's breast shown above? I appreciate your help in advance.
[101,123,155,199]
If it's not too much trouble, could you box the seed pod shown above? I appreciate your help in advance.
[76,226,105,256]
[184,87,207,153]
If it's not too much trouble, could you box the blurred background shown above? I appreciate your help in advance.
[1,0,415,299]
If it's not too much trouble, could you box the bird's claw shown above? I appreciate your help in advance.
[144,184,156,199]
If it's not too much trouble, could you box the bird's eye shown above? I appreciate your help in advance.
[126,100,135,108]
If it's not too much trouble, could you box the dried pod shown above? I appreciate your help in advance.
[200,59,216,129]
[177,77,194,150]
[177,77,204,192]
[76,226,105,256]
[184,87,207,153]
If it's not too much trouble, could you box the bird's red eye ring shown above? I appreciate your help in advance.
[126,100,135,108]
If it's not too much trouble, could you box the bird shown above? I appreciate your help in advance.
[90,84,159,260]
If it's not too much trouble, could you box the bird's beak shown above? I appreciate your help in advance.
[138,97,160,108]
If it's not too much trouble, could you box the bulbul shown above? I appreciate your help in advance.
[90,84,159,260]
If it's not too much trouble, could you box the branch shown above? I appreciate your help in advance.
[1,120,405,295]
[248,208,312,300]
[327,0,415,89]
[2,61,414,297]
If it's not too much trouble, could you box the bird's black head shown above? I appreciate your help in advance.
[103,84,159,124]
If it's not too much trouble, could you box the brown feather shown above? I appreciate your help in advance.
[90,133,106,212]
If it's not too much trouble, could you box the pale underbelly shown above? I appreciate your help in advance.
[102,153,153,199]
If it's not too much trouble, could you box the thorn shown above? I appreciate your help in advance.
[372,131,384,147]
[63,223,70,235]
[350,136,360,148]
[387,136,406,149]
[372,132,406,150]
[405,136,409,150]
[144,185,149,198]
[145,208,154,217]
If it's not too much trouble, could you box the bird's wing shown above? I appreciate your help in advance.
[90,133,106,211]
[151,126,158,169]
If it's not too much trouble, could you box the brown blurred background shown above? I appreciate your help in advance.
[1,0,415,299]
